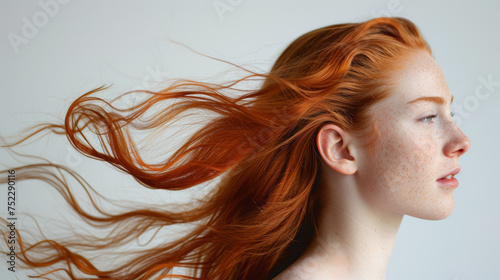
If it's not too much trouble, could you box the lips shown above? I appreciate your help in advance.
[437,166,461,188]
[438,166,460,180]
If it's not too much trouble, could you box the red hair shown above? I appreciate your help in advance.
[1,17,431,279]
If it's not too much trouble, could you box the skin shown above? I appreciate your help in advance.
[273,50,471,280]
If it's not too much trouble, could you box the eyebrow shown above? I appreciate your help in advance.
[406,95,454,106]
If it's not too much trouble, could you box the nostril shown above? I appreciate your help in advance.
[444,133,471,158]
[457,138,471,156]
[462,135,471,153]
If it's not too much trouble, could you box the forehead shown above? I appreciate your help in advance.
[385,50,451,106]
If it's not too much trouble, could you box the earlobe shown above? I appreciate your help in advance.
[316,124,358,175]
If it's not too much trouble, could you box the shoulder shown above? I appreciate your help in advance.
[271,262,329,280]
[271,257,350,280]
[272,268,305,280]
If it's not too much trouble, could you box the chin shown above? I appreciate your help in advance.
[410,201,455,221]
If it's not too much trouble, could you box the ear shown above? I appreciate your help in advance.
[316,124,358,175]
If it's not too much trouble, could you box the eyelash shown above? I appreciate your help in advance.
[421,111,456,123]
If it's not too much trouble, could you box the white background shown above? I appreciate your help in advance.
[1,0,499,279]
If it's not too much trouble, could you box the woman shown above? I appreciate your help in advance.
[1,16,470,279]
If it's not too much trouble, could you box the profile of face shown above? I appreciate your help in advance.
[354,50,471,220]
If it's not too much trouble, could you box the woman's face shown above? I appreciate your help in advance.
[355,50,471,220]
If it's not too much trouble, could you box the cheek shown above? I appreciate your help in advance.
[361,123,440,207]
[377,129,435,183]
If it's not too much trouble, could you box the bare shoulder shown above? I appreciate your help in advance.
[271,261,335,280]
[272,267,307,280]
[271,256,352,280]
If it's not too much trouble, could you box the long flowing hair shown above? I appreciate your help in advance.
[1,17,431,279]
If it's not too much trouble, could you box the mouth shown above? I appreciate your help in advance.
[436,166,461,188]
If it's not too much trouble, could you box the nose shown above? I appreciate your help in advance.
[443,124,471,158]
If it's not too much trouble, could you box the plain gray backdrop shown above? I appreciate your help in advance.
[1,0,499,279]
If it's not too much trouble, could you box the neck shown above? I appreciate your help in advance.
[276,173,403,280]
[309,190,403,280]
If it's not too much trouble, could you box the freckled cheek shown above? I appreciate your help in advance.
[361,138,404,197]
[372,131,431,189]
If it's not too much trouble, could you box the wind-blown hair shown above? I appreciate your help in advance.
[1,17,431,279]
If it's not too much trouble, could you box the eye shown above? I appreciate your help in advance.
[422,111,455,122]
[421,114,438,123]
